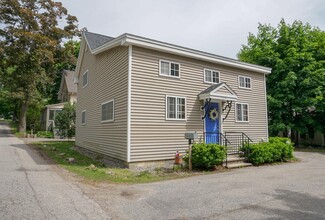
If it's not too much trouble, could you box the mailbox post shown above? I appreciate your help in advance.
[184,131,197,171]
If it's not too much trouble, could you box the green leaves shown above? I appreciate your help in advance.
[55,102,76,138]
[238,19,325,136]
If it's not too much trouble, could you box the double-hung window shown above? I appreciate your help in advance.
[81,110,86,125]
[159,60,180,78]
[204,69,220,84]
[101,99,114,122]
[83,70,88,88]
[238,76,251,89]
[166,96,186,120]
[236,103,249,122]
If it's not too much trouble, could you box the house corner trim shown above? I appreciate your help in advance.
[127,45,132,162]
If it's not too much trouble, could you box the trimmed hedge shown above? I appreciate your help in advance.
[184,143,226,170]
[241,137,294,165]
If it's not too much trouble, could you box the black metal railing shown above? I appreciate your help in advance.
[203,132,253,165]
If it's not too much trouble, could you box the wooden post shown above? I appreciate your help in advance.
[188,139,192,171]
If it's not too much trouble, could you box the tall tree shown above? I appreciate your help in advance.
[238,19,325,138]
[0,0,78,132]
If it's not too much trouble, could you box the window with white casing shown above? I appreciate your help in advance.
[236,103,249,122]
[166,96,186,120]
[101,100,114,122]
[238,76,251,89]
[81,110,86,125]
[159,60,180,78]
[204,69,220,84]
[82,70,88,88]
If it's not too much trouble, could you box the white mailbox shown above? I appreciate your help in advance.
[184,131,197,140]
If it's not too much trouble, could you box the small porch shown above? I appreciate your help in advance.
[198,83,253,168]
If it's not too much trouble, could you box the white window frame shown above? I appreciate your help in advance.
[82,70,88,88]
[101,99,114,123]
[238,75,252,89]
[235,103,249,123]
[159,60,181,78]
[165,95,186,121]
[81,110,86,125]
[204,68,220,84]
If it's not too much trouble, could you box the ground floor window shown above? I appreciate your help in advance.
[236,103,249,122]
[81,110,86,125]
[101,99,114,122]
[166,96,186,120]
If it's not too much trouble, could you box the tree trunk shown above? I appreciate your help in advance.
[18,101,28,133]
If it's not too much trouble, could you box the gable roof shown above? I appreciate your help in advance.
[63,70,77,93]
[58,70,77,100]
[199,82,238,101]
[75,31,272,78]
[84,32,115,51]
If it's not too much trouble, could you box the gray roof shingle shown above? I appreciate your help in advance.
[199,83,224,95]
[84,32,114,50]
[63,70,77,93]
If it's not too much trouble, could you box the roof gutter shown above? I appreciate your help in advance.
[91,34,272,74]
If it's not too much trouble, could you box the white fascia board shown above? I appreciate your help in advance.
[87,33,272,74]
[123,35,272,74]
[199,93,238,101]
[75,36,86,78]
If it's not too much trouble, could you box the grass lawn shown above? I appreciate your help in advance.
[30,141,198,184]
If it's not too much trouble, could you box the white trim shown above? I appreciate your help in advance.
[203,68,220,84]
[238,75,252,90]
[264,74,269,142]
[81,110,86,125]
[94,34,272,73]
[76,33,271,79]
[165,95,187,121]
[235,102,249,123]
[127,45,132,162]
[159,59,181,79]
[199,83,238,101]
[82,70,89,88]
[101,99,114,123]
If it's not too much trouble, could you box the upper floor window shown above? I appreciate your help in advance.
[238,76,251,89]
[204,69,220,84]
[101,99,114,122]
[81,110,86,125]
[236,103,249,122]
[83,70,88,88]
[159,60,180,78]
[166,96,186,120]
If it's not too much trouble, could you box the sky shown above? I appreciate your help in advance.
[60,0,325,59]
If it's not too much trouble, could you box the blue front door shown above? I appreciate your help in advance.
[205,102,220,144]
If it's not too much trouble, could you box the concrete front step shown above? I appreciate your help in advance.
[225,162,253,169]
[223,154,252,169]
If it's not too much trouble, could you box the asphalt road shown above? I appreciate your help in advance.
[0,122,110,220]
[1,122,325,220]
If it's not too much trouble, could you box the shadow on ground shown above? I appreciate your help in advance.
[250,189,325,220]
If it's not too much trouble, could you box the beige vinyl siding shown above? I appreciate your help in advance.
[131,46,268,162]
[76,45,128,161]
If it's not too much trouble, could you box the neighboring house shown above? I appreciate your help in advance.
[40,70,77,131]
[75,31,271,168]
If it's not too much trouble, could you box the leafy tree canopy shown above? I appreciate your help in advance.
[238,19,325,136]
[0,0,78,132]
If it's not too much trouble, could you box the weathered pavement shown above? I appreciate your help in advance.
[1,122,325,219]
[0,122,110,220]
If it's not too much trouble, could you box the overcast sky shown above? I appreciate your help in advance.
[60,0,325,59]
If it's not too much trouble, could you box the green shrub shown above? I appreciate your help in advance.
[184,143,226,170]
[241,137,294,165]
[36,131,54,138]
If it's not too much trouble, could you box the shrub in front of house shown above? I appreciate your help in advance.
[36,131,54,138]
[241,137,294,165]
[184,143,226,170]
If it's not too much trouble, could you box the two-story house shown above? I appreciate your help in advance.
[41,70,77,131]
[75,31,271,168]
